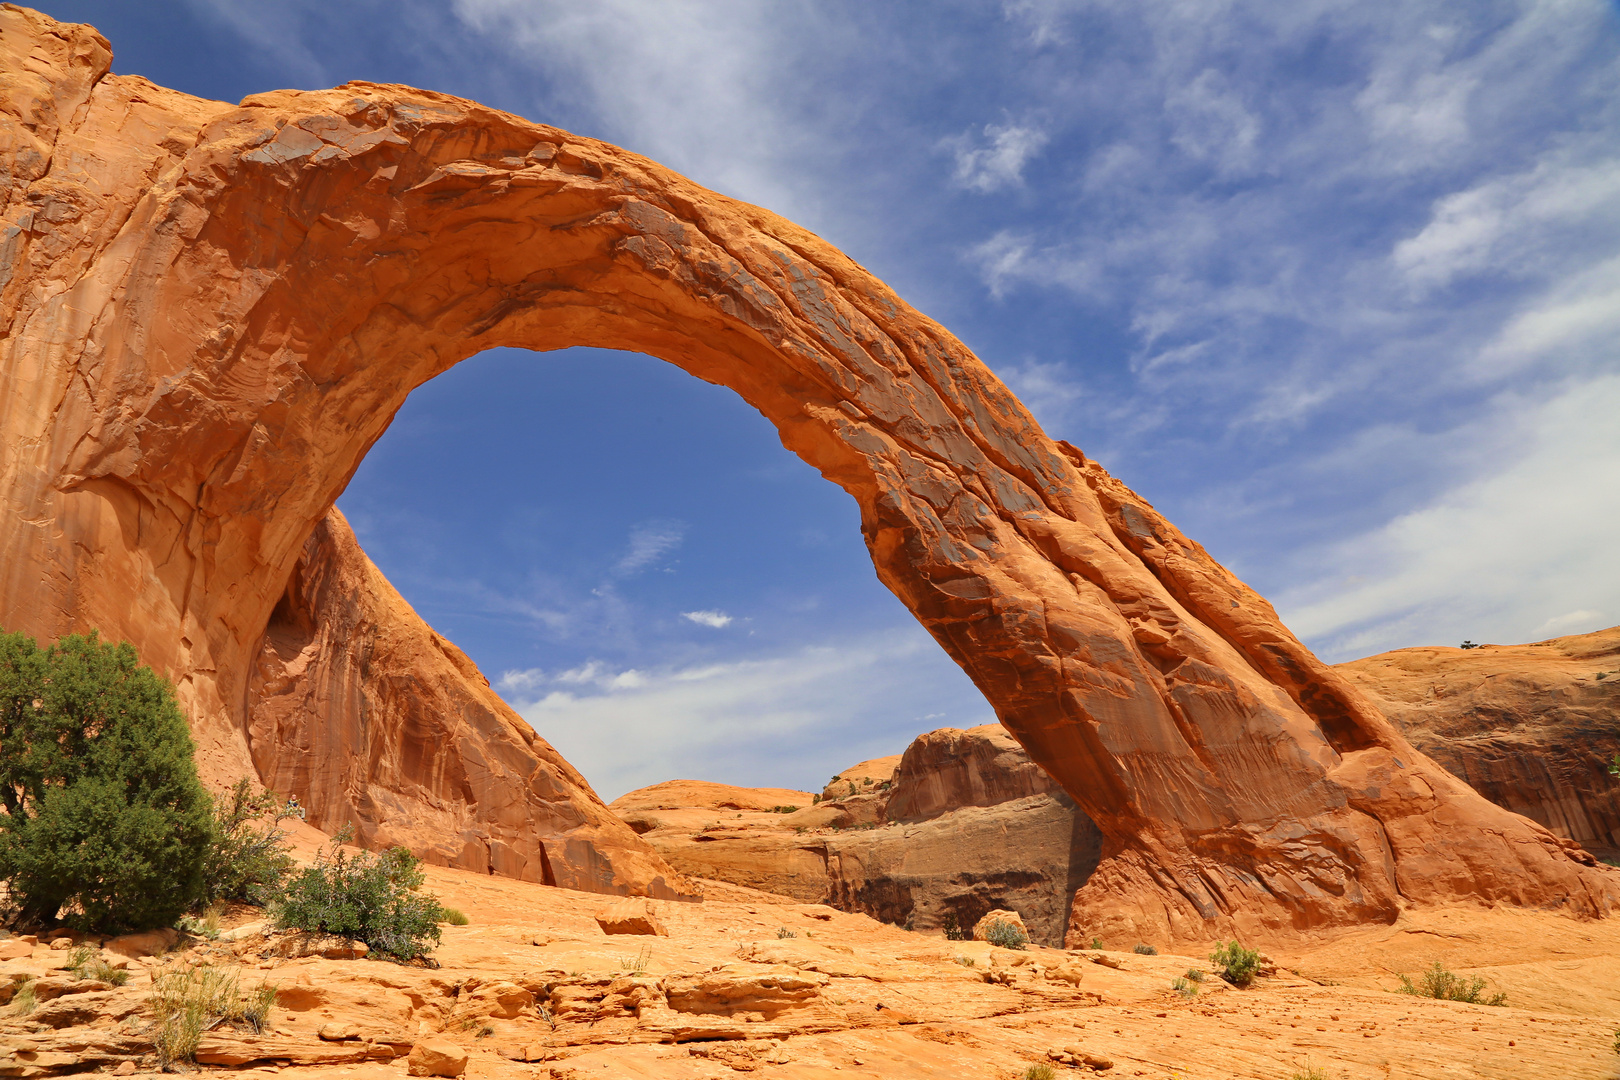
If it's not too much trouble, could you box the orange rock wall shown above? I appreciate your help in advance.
[1339,627,1620,854]
[249,507,688,894]
[0,7,1613,941]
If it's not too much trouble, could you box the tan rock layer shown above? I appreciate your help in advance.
[0,7,1613,939]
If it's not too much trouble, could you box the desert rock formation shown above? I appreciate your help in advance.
[612,726,1105,947]
[1339,626,1620,856]
[0,6,1613,939]
[248,506,688,894]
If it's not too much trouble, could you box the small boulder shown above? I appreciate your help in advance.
[0,939,33,960]
[594,899,668,937]
[113,1062,136,1076]
[407,1039,468,1077]
[972,909,1028,943]
[106,928,179,959]
[319,1022,361,1041]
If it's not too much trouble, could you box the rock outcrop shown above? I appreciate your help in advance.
[1338,626,1620,855]
[0,6,1613,941]
[611,725,1103,946]
[249,507,687,893]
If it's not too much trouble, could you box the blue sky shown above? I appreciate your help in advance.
[43,1,1620,799]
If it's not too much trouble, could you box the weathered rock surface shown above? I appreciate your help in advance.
[1338,626,1620,854]
[249,507,686,894]
[0,6,1613,941]
[613,726,1102,946]
[4,854,1620,1079]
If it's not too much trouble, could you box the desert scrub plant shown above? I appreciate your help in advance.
[149,965,247,1069]
[1133,943,1158,955]
[68,945,129,986]
[941,913,971,942]
[196,778,297,908]
[1171,976,1197,998]
[273,826,442,961]
[776,926,797,939]
[953,955,977,968]
[1288,1064,1330,1080]
[982,917,1029,951]
[1395,961,1506,1006]
[178,904,222,940]
[241,980,275,1034]
[1184,967,1205,982]
[614,944,652,975]
[437,907,470,926]
[1209,940,1261,987]
[1021,1064,1056,1080]
[9,978,37,1015]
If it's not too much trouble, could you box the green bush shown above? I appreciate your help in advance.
[1133,943,1158,955]
[273,827,442,960]
[776,926,797,939]
[1209,940,1262,987]
[198,779,297,908]
[982,917,1029,951]
[0,630,213,932]
[941,913,971,942]
[1396,961,1506,1006]
[1171,975,1197,998]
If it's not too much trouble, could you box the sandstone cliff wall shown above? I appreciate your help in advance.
[1,7,1611,941]
[1338,627,1620,855]
[248,507,690,895]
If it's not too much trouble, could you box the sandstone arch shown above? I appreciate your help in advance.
[1,8,1613,942]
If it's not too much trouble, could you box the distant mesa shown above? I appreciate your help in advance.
[0,5,1612,938]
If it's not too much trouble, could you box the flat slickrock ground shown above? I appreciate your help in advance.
[6,848,1620,1080]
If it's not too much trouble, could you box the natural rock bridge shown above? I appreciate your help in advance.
[0,7,1611,944]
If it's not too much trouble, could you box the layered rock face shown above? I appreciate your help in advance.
[612,726,1104,946]
[1338,627,1620,855]
[249,507,689,894]
[1,7,1613,941]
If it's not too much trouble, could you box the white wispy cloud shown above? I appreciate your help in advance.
[502,629,995,801]
[1273,373,1620,660]
[613,520,685,577]
[945,122,1049,192]
[681,610,733,628]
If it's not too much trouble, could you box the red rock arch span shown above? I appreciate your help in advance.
[0,9,1612,942]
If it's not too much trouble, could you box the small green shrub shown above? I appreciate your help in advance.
[273,827,442,961]
[1133,943,1158,955]
[982,917,1029,951]
[177,905,222,940]
[770,805,799,814]
[1171,976,1197,998]
[1090,936,1103,950]
[437,907,470,926]
[941,913,971,942]
[0,630,214,932]
[1184,967,1206,982]
[1210,940,1261,987]
[1021,1064,1056,1080]
[776,926,797,939]
[1396,961,1506,1006]
[197,779,298,908]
